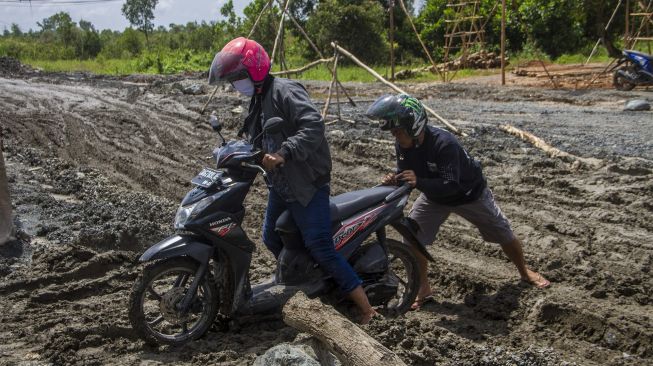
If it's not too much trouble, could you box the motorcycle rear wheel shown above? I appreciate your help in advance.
[614,68,636,91]
[379,239,420,316]
[128,258,218,345]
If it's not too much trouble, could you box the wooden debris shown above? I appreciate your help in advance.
[498,124,603,168]
[282,292,406,366]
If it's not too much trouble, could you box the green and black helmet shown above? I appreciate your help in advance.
[365,93,428,139]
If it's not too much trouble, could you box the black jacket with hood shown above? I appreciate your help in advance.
[243,76,331,206]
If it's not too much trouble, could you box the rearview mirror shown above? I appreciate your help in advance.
[209,111,222,132]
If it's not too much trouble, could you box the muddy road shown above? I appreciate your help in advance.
[0,66,652,365]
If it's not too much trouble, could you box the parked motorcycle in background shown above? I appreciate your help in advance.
[613,49,653,91]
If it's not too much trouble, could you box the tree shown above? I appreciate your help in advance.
[10,23,22,37]
[517,0,585,58]
[78,20,102,59]
[122,0,158,43]
[306,0,388,64]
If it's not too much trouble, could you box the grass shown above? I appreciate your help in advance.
[25,58,142,75]
[22,45,648,82]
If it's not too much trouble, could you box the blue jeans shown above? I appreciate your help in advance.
[262,185,362,293]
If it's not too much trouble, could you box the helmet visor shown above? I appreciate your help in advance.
[365,94,404,130]
[208,52,249,85]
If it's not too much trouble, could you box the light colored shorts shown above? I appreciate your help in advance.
[408,188,516,246]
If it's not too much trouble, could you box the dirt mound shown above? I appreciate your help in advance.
[0,71,652,365]
[0,56,34,76]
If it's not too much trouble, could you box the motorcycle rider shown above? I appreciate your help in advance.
[208,37,377,323]
[366,94,550,310]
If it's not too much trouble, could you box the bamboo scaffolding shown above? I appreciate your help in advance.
[271,0,291,63]
[322,50,340,119]
[397,0,445,81]
[273,0,357,107]
[332,43,465,137]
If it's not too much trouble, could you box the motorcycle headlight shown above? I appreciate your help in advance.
[174,196,215,229]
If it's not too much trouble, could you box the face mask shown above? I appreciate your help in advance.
[231,78,255,97]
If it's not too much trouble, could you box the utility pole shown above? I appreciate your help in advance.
[501,0,506,85]
[0,139,13,246]
[389,0,395,81]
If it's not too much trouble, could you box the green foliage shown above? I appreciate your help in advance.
[0,1,642,77]
[517,0,585,58]
[306,0,388,64]
[122,0,159,42]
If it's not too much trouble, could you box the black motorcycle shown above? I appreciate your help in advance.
[128,115,433,345]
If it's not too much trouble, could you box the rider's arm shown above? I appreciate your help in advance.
[276,82,325,162]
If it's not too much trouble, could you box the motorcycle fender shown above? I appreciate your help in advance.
[139,235,213,263]
[390,217,435,262]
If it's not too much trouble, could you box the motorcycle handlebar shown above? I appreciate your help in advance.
[384,182,412,203]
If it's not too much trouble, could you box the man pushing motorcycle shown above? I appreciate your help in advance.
[366,94,550,311]
[208,37,377,324]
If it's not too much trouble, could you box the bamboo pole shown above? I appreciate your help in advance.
[334,51,342,121]
[271,57,334,76]
[389,0,395,81]
[538,60,559,89]
[274,0,357,107]
[501,0,506,85]
[498,124,602,168]
[248,0,273,38]
[331,42,466,136]
[322,52,339,118]
[271,0,291,64]
[397,0,445,81]
[585,0,624,65]
[0,139,13,246]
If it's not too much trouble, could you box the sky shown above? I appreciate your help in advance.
[2,0,251,33]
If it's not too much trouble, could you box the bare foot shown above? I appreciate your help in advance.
[521,269,550,289]
[359,309,380,325]
[410,292,434,311]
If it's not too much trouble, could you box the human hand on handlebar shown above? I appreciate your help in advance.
[381,172,397,186]
[396,170,417,188]
[262,153,285,171]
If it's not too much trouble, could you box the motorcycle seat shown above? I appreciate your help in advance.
[625,50,653,61]
[275,186,396,233]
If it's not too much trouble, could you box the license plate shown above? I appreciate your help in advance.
[191,168,223,188]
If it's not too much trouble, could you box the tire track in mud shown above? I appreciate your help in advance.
[1,75,652,365]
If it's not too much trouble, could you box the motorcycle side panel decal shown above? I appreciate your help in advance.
[211,222,238,237]
[333,205,386,250]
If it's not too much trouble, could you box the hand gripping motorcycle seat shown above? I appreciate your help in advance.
[275,186,396,233]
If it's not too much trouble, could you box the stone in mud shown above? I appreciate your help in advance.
[253,343,321,366]
[183,84,204,95]
[231,105,245,114]
[624,99,651,111]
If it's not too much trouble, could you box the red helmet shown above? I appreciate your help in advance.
[208,37,271,85]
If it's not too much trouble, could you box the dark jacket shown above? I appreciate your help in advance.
[246,76,331,207]
[396,125,486,206]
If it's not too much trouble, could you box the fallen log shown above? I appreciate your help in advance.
[498,124,602,168]
[282,292,406,366]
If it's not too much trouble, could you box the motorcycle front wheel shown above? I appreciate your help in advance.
[613,67,636,91]
[379,239,421,316]
[128,257,218,345]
